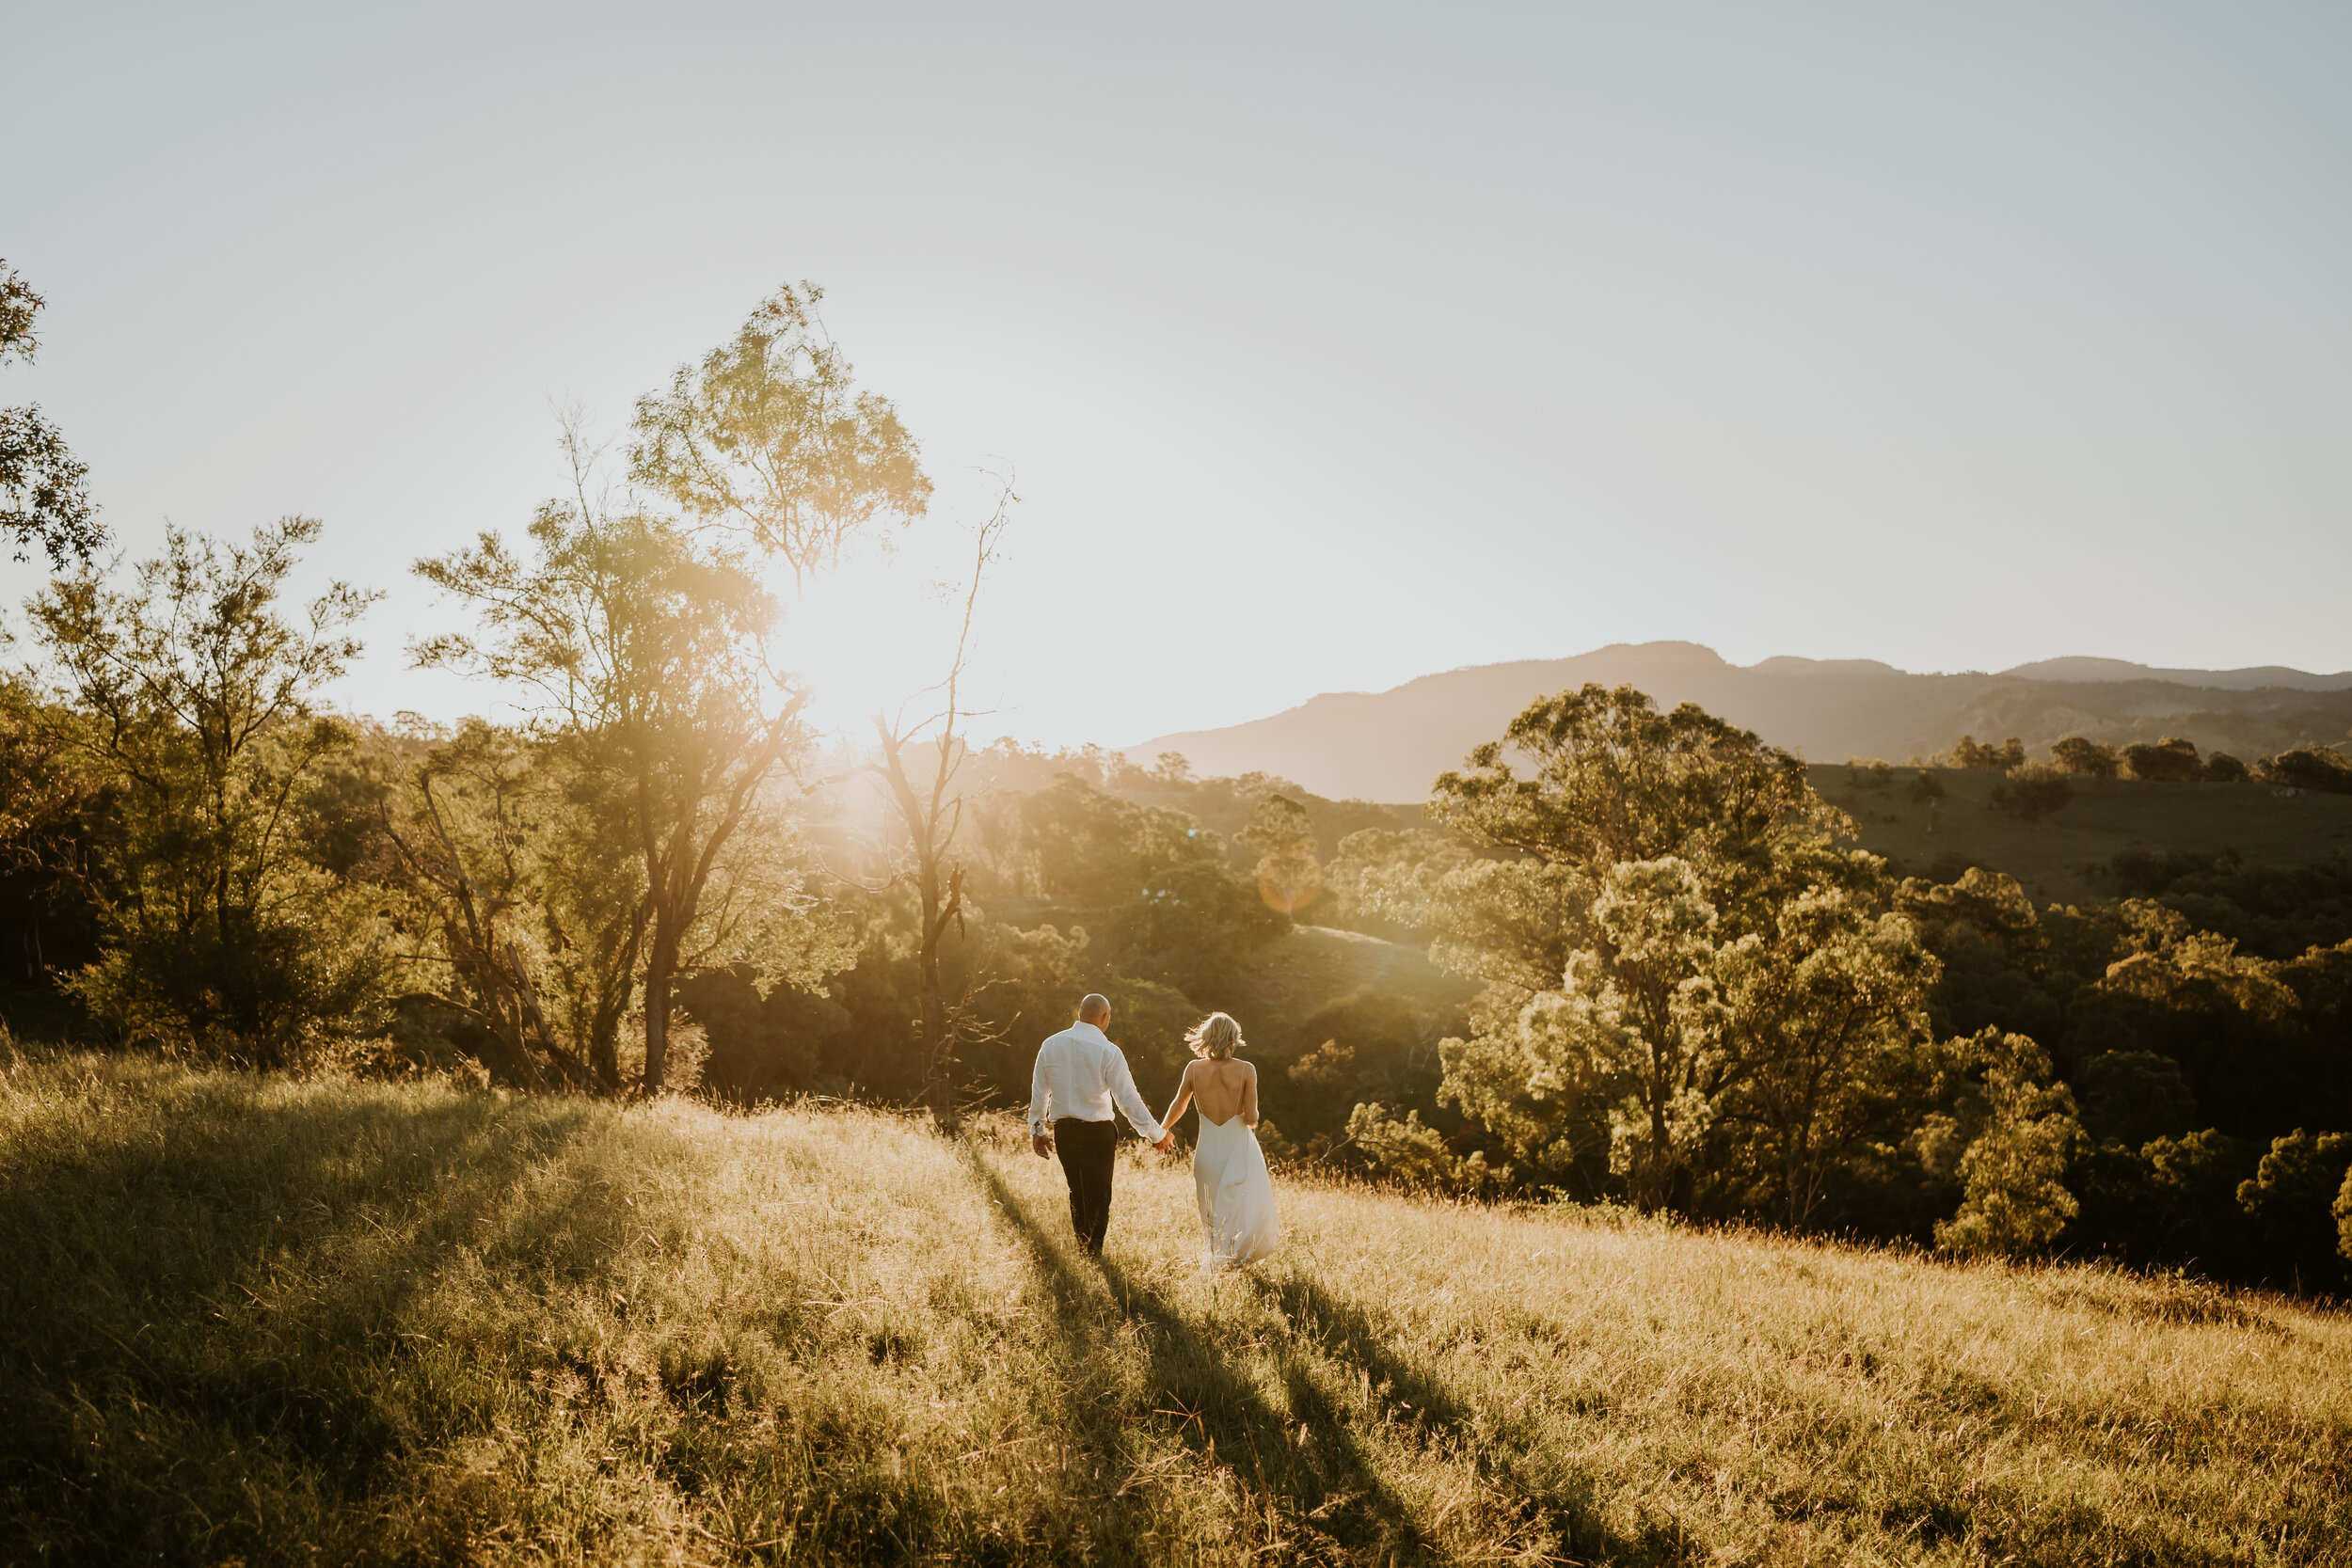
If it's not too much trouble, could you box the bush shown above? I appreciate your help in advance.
[2203,752,2249,784]
[2052,736,2121,778]
[1949,736,2025,770]
[2259,748,2352,795]
[1991,763,2073,822]
[2122,736,2203,783]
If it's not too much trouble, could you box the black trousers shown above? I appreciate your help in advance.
[1052,1117,1119,1255]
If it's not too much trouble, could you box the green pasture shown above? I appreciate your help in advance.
[1814,766,2352,901]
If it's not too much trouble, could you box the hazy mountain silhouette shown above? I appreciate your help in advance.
[1127,642,2352,801]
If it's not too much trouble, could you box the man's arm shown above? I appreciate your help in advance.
[1105,1046,1170,1148]
[1028,1042,1054,1158]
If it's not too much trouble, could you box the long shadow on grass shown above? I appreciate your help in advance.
[969,1153,1435,1562]
[1247,1271,1687,1566]
[0,1074,635,1564]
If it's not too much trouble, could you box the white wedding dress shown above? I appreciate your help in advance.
[1192,1114,1281,1268]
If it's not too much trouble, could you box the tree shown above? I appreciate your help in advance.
[1991,762,2072,822]
[2259,749,2352,796]
[1949,736,2023,770]
[628,281,932,576]
[1240,791,1321,915]
[2202,752,2249,784]
[866,493,1011,1129]
[1414,685,1880,1210]
[416,436,834,1092]
[2235,1129,2352,1291]
[2051,736,2120,779]
[1,260,101,567]
[1510,855,1730,1210]
[25,517,382,1062]
[1713,882,1941,1227]
[1934,1030,2082,1258]
[2123,736,2203,783]
[371,721,602,1088]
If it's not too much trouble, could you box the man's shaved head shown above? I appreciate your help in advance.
[1078,993,1111,1023]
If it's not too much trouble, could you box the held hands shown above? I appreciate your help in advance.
[1153,1132,1176,1153]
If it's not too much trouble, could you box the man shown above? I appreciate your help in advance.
[1028,993,1174,1256]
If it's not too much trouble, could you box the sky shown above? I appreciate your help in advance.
[7,2,2350,750]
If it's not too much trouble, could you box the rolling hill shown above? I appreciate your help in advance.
[6,1048,2347,1563]
[1128,642,2352,802]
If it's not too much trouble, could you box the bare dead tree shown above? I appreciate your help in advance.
[869,480,1012,1131]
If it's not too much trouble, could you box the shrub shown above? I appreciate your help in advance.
[1992,763,2073,822]
[2202,752,2249,784]
[2122,736,2203,783]
[2052,736,2121,778]
[2259,748,2352,795]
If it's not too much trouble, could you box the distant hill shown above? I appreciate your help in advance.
[1127,642,2352,801]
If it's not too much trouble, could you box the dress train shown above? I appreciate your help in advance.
[1191,1115,1280,1268]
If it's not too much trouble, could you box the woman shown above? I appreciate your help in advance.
[1161,1012,1281,1268]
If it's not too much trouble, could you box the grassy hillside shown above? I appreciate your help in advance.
[1816,765,2352,902]
[5,1049,2348,1564]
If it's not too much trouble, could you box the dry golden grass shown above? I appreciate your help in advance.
[1,1047,2344,1563]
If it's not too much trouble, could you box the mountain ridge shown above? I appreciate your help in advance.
[1125,642,2352,801]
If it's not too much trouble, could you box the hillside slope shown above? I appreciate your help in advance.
[4,1050,2347,1564]
[1129,642,2352,801]
[1817,765,2352,901]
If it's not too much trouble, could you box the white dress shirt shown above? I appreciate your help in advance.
[1028,1021,1167,1143]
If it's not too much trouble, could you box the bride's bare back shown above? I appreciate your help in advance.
[1176,1057,1257,1129]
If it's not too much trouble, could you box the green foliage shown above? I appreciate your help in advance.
[2235,1129,2352,1291]
[2074,1050,2197,1148]
[2123,736,2204,783]
[1990,761,2072,822]
[1340,1101,1488,1193]
[1403,686,1942,1216]
[1842,757,1895,791]
[1947,736,2024,771]
[2051,736,2120,778]
[989,774,1284,993]
[2103,847,2352,960]
[0,677,116,1021]
[1935,1031,2082,1259]
[24,518,385,1063]
[1240,791,1322,914]
[2259,747,2352,795]
[416,454,838,1092]
[627,280,931,574]
[0,259,101,567]
[1712,883,1945,1227]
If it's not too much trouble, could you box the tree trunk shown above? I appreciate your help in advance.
[644,927,677,1093]
[917,941,951,1129]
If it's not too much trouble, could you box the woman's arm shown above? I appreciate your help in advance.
[1162,1061,1197,1133]
[1240,1062,1260,1129]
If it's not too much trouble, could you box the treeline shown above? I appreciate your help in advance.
[1933,729,2352,787]
[1311,691,2352,1291]
[1838,730,2352,825]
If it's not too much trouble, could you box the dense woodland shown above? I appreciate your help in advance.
[7,267,2352,1298]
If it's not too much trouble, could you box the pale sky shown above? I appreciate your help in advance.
[8,3,2349,749]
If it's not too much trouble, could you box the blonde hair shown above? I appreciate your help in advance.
[1185,1012,1244,1061]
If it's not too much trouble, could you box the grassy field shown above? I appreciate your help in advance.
[1812,766,2352,902]
[4,1048,2349,1565]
